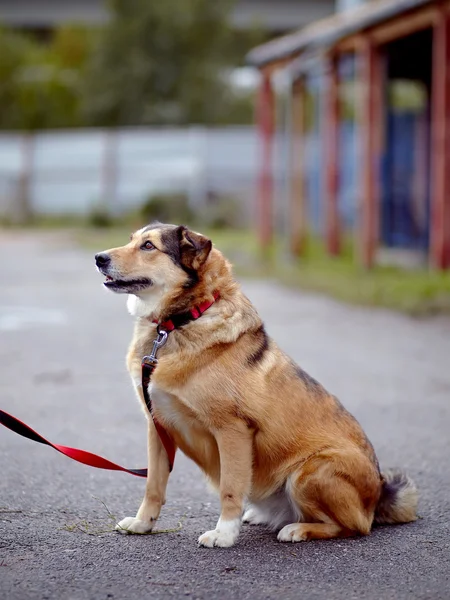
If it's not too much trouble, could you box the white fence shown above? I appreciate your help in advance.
[0,126,286,222]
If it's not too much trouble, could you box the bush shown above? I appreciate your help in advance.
[87,207,114,228]
[201,193,245,230]
[139,193,195,225]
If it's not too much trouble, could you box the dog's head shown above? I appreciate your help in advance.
[95,223,213,304]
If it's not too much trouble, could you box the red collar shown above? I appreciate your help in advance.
[152,291,220,332]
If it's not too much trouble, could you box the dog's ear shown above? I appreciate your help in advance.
[177,226,212,270]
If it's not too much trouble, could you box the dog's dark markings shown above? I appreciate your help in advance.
[160,226,182,263]
[293,364,324,394]
[376,471,403,519]
[243,415,258,430]
[246,325,269,366]
[232,404,258,431]
[159,226,199,288]
[331,396,354,420]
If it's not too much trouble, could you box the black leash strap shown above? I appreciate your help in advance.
[141,330,176,471]
[0,409,147,477]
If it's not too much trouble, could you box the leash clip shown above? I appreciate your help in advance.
[142,329,168,368]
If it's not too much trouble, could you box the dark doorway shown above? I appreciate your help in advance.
[381,28,433,252]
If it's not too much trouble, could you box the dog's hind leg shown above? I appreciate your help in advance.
[277,453,379,543]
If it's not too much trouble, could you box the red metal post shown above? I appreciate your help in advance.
[256,71,275,250]
[431,9,450,270]
[359,39,382,269]
[325,55,341,256]
[289,79,307,256]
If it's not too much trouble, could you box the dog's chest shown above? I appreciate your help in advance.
[149,384,194,444]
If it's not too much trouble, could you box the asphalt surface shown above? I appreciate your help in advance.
[1,231,450,600]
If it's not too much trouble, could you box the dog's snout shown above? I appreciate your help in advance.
[95,252,111,268]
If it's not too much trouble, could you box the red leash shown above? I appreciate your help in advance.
[0,409,147,477]
[0,292,220,478]
[143,291,220,472]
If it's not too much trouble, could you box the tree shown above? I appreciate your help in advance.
[0,25,95,130]
[82,0,258,126]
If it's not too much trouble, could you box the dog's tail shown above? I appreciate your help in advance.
[374,469,418,525]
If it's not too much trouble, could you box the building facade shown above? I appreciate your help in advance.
[248,0,450,270]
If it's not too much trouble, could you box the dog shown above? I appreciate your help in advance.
[95,222,418,547]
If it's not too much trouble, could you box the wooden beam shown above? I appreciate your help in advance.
[336,6,438,53]
[256,71,275,250]
[430,7,450,269]
[324,55,341,256]
[358,39,383,269]
[370,7,438,46]
[260,56,298,78]
[335,34,365,54]
[289,79,307,256]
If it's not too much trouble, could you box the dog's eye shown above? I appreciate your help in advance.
[141,240,155,251]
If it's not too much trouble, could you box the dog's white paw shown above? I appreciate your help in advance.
[198,518,240,548]
[242,507,266,525]
[277,523,307,543]
[198,529,236,548]
[115,516,154,535]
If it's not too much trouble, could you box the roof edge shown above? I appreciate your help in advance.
[246,0,435,68]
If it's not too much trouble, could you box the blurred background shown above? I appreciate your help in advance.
[0,0,449,314]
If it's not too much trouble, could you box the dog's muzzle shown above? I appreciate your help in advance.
[94,253,152,293]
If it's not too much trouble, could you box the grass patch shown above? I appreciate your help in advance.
[60,496,186,536]
[59,226,450,316]
[275,238,450,316]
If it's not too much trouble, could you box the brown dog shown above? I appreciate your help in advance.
[95,223,418,547]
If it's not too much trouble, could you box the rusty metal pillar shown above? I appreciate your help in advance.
[325,55,341,256]
[256,71,275,250]
[289,78,307,257]
[431,8,450,270]
[359,39,383,269]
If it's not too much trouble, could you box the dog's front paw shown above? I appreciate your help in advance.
[115,516,154,535]
[198,518,240,548]
[198,529,236,548]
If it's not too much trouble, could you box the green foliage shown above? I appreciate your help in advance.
[201,194,245,229]
[0,24,96,130]
[0,2,260,130]
[0,26,34,129]
[138,192,245,230]
[139,193,195,225]
[87,206,114,228]
[81,0,260,126]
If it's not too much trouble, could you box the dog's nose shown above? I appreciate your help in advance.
[95,252,111,267]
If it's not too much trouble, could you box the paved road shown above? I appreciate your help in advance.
[1,232,450,600]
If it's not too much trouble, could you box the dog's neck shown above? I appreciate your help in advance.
[127,251,237,324]
[127,290,217,323]
[127,282,220,324]
[127,294,161,319]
